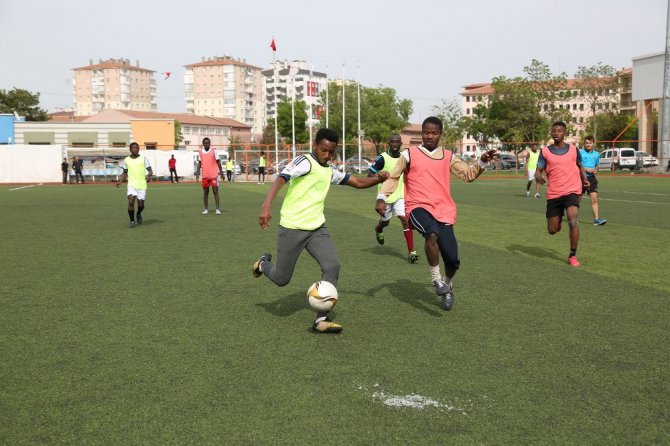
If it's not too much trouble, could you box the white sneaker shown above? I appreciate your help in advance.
[215,209,221,215]
[202,209,209,215]
[534,193,541,198]
[526,191,530,197]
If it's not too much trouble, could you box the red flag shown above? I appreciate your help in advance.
[270,38,277,52]
[163,72,171,80]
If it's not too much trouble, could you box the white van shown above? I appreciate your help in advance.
[598,148,637,171]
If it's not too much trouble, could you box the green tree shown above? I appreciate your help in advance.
[260,120,285,149]
[319,82,412,155]
[174,120,184,148]
[432,98,464,151]
[0,88,48,121]
[574,62,619,142]
[277,99,309,144]
[585,112,638,148]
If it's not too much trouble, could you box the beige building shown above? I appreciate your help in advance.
[262,60,328,130]
[72,58,156,116]
[184,56,264,140]
[459,72,628,152]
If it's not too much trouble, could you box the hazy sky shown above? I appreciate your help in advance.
[1,0,666,122]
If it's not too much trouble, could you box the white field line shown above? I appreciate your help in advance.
[600,198,669,205]
[8,184,40,191]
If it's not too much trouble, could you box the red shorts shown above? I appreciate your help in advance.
[202,177,219,188]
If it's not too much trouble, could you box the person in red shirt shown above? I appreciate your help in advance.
[535,121,590,267]
[168,155,178,183]
[196,138,224,215]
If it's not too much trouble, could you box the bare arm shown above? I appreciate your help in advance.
[115,171,127,188]
[146,167,153,182]
[347,171,388,189]
[258,176,288,229]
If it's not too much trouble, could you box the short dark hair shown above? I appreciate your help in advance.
[584,135,594,142]
[422,116,443,131]
[552,121,567,129]
[315,128,339,144]
[202,137,211,144]
[129,142,139,149]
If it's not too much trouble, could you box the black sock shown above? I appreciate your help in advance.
[128,210,135,221]
[569,249,577,257]
[137,206,144,216]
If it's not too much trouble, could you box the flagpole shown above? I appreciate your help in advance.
[342,62,346,168]
[291,66,296,159]
[357,63,362,171]
[272,38,279,172]
[308,64,313,149]
[325,63,329,128]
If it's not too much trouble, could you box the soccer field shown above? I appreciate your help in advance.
[1,176,668,444]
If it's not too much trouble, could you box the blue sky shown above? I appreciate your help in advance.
[1,0,665,122]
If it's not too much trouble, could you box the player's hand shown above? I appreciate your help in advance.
[377,171,389,182]
[115,182,120,188]
[375,199,386,216]
[259,210,272,229]
[583,179,590,188]
[480,149,498,163]
[535,176,546,185]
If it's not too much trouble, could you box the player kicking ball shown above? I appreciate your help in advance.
[252,128,388,333]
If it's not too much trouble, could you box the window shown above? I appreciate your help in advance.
[579,104,584,111]
[466,108,471,115]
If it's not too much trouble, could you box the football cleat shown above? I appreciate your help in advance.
[216,209,222,215]
[408,251,419,264]
[441,282,454,311]
[128,221,136,228]
[594,218,607,226]
[311,318,342,333]
[375,231,385,245]
[568,256,581,267]
[252,253,272,278]
[202,209,209,215]
[137,214,143,225]
[432,279,449,296]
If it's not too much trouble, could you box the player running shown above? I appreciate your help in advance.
[368,134,419,263]
[115,142,153,228]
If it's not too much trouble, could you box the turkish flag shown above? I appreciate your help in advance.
[270,38,277,52]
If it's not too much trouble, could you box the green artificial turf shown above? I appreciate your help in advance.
[0,176,668,444]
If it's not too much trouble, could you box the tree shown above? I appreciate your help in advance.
[277,99,309,144]
[585,112,638,149]
[174,120,184,148]
[0,88,48,121]
[319,83,412,155]
[432,98,464,151]
[574,62,619,142]
[260,120,285,149]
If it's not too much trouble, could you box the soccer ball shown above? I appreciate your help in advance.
[306,281,338,312]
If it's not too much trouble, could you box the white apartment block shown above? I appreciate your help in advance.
[184,56,264,140]
[72,59,156,117]
[459,71,631,152]
[261,60,327,129]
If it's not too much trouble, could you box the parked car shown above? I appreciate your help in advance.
[598,148,637,170]
[488,158,512,170]
[269,159,291,175]
[635,151,659,167]
[344,157,373,174]
[498,153,518,169]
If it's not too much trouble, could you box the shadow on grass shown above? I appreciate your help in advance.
[366,278,443,317]
[360,246,406,262]
[256,291,305,317]
[507,243,562,261]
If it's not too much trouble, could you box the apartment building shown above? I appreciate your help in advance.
[261,60,327,129]
[184,56,264,140]
[459,72,629,152]
[72,58,156,117]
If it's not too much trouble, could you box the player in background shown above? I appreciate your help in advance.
[525,143,542,198]
[115,142,153,228]
[535,121,590,267]
[368,134,419,263]
[197,137,224,215]
[376,117,497,311]
[252,128,389,334]
[579,136,606,225]
[258,151,267,184]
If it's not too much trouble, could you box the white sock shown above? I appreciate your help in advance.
[430,265,441,282]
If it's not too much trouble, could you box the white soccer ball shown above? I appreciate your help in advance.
[306,281,339,312]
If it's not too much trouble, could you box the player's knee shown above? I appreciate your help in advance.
[321,258,341,277]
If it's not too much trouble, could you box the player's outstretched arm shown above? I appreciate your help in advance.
[258,176,287,229]
[346,171,388,189]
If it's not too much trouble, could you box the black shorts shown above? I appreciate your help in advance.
[583,175,598,194]
[546,193,581,219]
[258,167,266,174]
